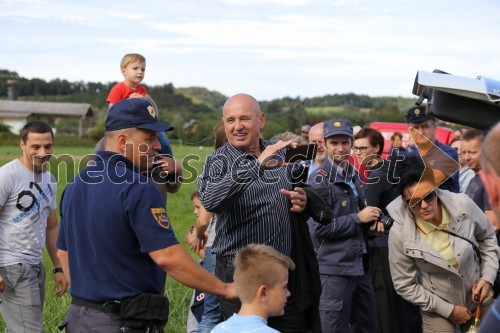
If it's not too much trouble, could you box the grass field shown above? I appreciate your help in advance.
[0,144,212,332]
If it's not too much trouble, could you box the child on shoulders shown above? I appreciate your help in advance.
[107,53,147,107]
[107,53,173,156]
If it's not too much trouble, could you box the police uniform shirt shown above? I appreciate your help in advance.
[57,151,179,302]
[407,140,460,193]
[308,158,368,276]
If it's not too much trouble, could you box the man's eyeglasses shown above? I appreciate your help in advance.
[405,190,437,208]
[352,146,369,152]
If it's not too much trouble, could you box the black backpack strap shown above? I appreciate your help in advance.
[440,229,482,264]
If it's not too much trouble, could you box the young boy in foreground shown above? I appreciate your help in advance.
[211,244,295,333]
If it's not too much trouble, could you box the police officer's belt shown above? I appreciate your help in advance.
[72,295,122,315]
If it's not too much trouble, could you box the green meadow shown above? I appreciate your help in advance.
[0,144,212,332]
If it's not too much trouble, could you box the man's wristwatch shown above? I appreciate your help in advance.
[53,267,63,274]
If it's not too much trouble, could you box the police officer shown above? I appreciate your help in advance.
[56,98,236,332]
[307,119,379,333]
[405,105,460,193]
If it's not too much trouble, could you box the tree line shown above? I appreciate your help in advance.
[0,69,416,146]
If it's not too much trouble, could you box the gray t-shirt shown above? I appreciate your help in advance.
[459,165,475,193]
[465,174,491,212]
[0,159,57,265]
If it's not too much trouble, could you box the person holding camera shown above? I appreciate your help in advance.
[387,157,499,333]
[354,127,422,333]
[307,119,380,333]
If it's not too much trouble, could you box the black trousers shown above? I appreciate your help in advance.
[369,246,422,333]
[215,255,310,333]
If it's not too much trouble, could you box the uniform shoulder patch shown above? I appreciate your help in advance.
[151,208,171,229]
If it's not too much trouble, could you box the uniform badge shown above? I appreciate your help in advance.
[147,105,156,118]
[334,121,341,127]
[318,169,327,177]
[341,201,347,207]
[151,208,170,229]
[414,109,420,116]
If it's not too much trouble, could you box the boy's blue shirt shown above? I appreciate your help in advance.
[211,314,279,333]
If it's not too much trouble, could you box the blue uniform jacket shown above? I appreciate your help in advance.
[307,158,368,276]
[406,140,460,193]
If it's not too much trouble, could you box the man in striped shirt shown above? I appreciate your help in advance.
[197,93,319,333]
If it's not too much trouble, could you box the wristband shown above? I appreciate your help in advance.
[53,267,63,274]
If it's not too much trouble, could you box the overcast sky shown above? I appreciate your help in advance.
[1,0,499,101]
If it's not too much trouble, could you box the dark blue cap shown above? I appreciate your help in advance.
[405,105,434,123]
[323,119,353,139]
[105,99,173,132]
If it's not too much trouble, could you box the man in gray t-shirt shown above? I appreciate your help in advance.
[0,121,67,332]
[465,175,491,212]
[462,129,498,231]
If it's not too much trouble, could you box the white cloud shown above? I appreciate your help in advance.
[1,0,500,100]
[216,0,319,7]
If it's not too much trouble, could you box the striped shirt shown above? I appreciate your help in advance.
[197,140,293,259]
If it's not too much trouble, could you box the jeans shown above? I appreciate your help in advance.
[0,263,46,333]
[197,247,222,333]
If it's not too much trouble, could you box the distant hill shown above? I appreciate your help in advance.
[175,87,227,110]
[0,69,418,144]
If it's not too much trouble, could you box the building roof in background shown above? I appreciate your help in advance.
[0,100,93,118]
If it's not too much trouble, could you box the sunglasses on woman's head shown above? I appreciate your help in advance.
[405,190,437,208]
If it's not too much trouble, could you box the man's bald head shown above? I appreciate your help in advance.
[223,93,261,116]
[309,123,323,139]
[480,121,500,222]
[308,122,326,166]
[482,122,500,175]
[221,93,265,155]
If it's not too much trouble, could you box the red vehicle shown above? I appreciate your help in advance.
[367,122,455,157]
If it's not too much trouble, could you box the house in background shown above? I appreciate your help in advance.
[0,80,93,137]
[0,100,93,137]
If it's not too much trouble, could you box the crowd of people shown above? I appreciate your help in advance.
[0,52,499,333]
